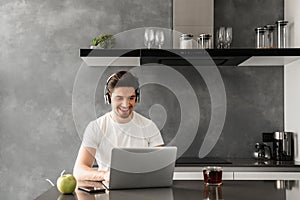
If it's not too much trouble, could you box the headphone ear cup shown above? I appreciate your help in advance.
[104,93,111,104]
[136,88,140,103]
[107,94,111,104]
[104,82,111,104]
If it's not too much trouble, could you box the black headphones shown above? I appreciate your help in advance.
[104,72,140,104]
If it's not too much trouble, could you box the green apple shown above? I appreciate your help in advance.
[56,172,77,194]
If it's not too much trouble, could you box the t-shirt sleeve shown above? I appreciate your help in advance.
[82,121,100,149]
[148,122,164,147]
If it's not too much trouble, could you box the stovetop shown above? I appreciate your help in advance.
[176,157,232,166]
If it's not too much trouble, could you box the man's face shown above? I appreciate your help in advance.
[110,86,137,123]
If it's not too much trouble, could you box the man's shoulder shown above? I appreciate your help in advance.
[89,112,110,126]
[132,112,161,138]
[98,112,111,120]
[133,111,154,124]
[86,112,110,135]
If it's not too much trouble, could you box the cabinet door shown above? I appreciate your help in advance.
[234,172,300,180]
[173,0,214,47]
[173,171,234,180]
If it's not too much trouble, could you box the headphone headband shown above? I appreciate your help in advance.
[104,72,140,104]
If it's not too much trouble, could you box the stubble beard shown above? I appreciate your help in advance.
[115,106,133,121]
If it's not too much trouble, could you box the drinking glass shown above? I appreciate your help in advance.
[203,166,223,185]
[144,28,155,49]
[216,27,226,49]
[225,27,233,48]
[155,30,165,49]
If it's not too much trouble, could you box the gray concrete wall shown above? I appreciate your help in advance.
[214,0,284,48]
[0,0,171,199]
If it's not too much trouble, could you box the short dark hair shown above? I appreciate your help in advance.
[106,71,139,93]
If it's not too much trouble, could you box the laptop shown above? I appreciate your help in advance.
[102,146,177,190]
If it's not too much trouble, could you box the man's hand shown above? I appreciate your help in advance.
[103,171,110,182]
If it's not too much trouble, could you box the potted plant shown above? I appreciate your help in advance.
[91,34,115,49]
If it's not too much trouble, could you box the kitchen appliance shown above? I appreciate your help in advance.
[273,131,294,161]
[253,143,272,159]
[263,131,294,161]
[176,157,231,165]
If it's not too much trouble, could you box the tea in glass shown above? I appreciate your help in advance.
[203,166,223,185]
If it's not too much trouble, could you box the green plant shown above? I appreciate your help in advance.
[92,34,115,48]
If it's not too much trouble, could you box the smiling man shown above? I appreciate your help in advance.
[73,71,164,181]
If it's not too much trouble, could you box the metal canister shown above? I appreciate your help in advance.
[197,34,212,49]
[276,20,288,48]
[265,24,277,48]
[255,27,266,48]
[180,34,193,49]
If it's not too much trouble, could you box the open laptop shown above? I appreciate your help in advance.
[102,146,177,190]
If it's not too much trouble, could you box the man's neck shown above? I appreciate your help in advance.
[110,111,134,124]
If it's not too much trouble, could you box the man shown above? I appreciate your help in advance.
[73,71,164,181]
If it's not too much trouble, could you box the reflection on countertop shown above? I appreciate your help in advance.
[36,180,300,200]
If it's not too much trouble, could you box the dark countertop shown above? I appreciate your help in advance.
[35,179,300,200]
[175,158,300,172]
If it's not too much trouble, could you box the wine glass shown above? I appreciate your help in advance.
[155,30,165,49]
[225,27,233,48]
[217,27,225,49]
[144,28,155,49]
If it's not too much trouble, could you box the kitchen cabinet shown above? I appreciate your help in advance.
[234,172,300,180]
[80,48,300,67]
[173,167,300,180]
[174,171,234,180]
[173,171,300,180]
[173,0,214,47]
[285,0,300,164]
[173,158,300,181]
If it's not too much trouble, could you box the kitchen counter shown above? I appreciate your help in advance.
[91,158,300,180]
[174,158,300,181]
[175,158,300,172]
[35,179,300,200]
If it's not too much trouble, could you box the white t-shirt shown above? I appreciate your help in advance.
[82,111,164,171]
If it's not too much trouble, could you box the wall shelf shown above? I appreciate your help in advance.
[80,48,300,67]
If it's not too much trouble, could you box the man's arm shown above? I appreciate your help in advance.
[73,146,109,181]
